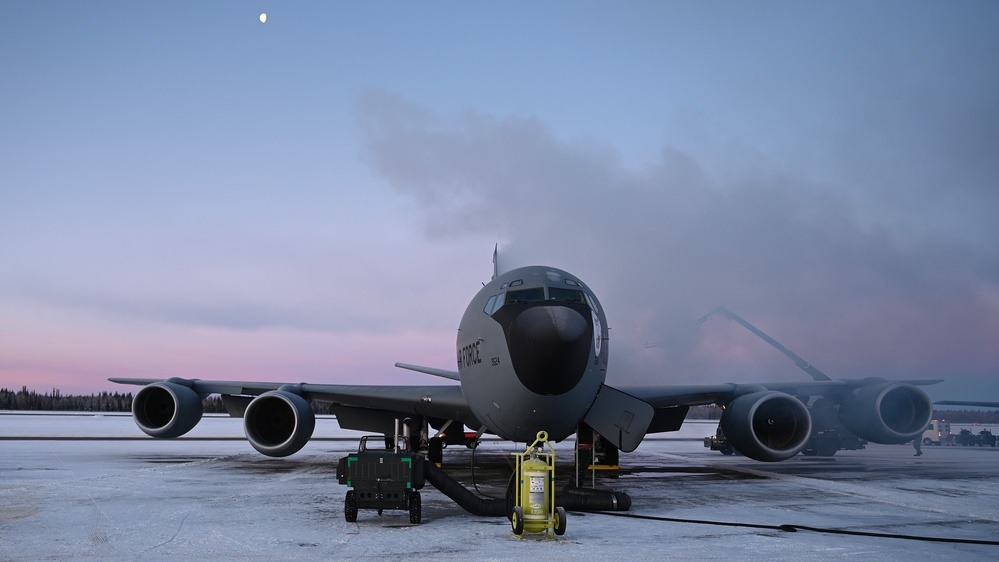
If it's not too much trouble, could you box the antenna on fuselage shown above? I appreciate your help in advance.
[491,243,498,280]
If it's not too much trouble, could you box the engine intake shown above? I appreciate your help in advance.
[838,382,931,444]
[131,380,204,439]
[721,391,811,462]
[244,390,316,457]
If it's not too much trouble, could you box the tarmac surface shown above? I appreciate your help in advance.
[2,413,998,560]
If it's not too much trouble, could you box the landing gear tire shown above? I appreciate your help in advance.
[409,490,422,524]
[554,506,567,536]
[344,490,358,523]
[511,506,524,536]
[816,440,838,457]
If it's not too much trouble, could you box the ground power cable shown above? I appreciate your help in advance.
[592,511,999,546]
[469,438,500,499]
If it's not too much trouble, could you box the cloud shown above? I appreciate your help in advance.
[357,91,999,387]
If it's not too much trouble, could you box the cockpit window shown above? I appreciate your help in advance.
[549,287,584,304]
[484,292,506,315]
[488,284,589,316]
[506,287,545,304]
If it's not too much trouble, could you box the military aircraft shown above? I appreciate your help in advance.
[111,259,937,464]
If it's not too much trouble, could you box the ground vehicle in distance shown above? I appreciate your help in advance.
[922,420,953,446]
[977,429,997,447]
[955,428,977,446]
[955,427,996,447]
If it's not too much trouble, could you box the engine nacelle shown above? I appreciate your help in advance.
[838,382,931,444]
[244,389,316,457]
[721,391,812,462]
[132,380,204,439]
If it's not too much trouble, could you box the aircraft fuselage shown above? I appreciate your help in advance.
[456,266,608,442]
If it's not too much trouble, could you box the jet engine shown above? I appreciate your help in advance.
[838,381,931,444]
[131,379,204,439]
[243,389,316,457]
[720,391,812,462]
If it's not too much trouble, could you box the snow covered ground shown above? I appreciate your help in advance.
[2,414,998,560]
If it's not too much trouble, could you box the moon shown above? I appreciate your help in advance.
[259,13,267,24]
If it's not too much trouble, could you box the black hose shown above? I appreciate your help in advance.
[559,485,632,512]
[423,460,632,517]
[423,459,507,516]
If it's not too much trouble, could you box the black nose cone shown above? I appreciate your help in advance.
[496,304,592,395]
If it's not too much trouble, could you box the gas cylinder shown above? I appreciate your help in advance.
[520,450,550,533]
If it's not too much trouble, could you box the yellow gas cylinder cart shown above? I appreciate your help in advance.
[511,431,567,537]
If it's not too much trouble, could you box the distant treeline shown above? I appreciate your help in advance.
[1,387,135,412]
[2,387,997,424]
[687,405,722,419]
[932,409,999,424]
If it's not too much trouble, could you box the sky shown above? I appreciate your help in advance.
[1,2,997,401]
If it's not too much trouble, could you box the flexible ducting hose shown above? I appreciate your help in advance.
[423,460,632,517]
[423,460,507,516]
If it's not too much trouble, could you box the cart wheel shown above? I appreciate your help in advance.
[554,506,567,536]
[511,506,524,536]
[344,490,358,523]
[409,490,422,524]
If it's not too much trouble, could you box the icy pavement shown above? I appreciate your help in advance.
[2,414,998,561]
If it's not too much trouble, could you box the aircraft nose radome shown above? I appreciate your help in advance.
[507,305,591,396]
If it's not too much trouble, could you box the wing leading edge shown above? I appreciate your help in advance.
[615,377,938,462]
[109,377,478,434]
[620,378,942,411]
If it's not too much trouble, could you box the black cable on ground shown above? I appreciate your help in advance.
[469,439,500,499]
[592,511,999,546]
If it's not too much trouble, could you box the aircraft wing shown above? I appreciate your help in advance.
[580,382,824,454]
[619,378,943,410]
[617,383,741,408]
[109,377,479,435]
[613,377,941,461]
[394,362,461,381]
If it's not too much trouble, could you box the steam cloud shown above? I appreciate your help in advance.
[357,90,999,387]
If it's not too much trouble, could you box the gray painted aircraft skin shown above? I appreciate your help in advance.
[111,263,940,463]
